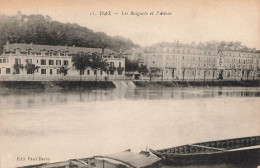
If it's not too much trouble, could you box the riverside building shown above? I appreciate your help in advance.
[0,42,125,81]
[143,44,260,81]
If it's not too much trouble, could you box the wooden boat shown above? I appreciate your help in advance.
[19,150,162,168]
[149,135,260,165]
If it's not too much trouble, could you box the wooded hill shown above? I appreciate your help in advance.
[0,12,139,54]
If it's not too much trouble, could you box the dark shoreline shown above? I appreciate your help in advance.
[0,81,116,90]
[0,80,259,90]
[133,80,260,88]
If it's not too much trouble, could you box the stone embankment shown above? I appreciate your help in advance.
[0,80,259,90]
[0,81,116,90]
[133,80,260,88]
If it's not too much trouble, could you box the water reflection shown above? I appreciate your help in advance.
[0,87,260,109]
[0,87,259,168]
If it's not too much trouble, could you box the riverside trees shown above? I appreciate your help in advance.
[125,57,148,74]
[72,53,108,81]
[58,65,69,76]
[90,53,109,80]
[24,61,39,78]
[72,53,91,81]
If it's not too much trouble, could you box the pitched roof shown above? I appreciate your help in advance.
[3,43,116,56]
[102,151,161,168]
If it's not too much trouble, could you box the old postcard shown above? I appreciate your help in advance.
[0,0,259,168]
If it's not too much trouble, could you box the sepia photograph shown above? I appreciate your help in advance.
[0,0,259,167]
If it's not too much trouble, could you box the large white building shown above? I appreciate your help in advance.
[143,45,260,81]
[0,42,125,81]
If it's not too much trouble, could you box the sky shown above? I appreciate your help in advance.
[0,0,259,49]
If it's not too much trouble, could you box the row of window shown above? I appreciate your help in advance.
[223,59,254,64]
[13,58,69,66]
[225,65,254,69]
[33,69,122,75]
[8,51,70,56]
[9,58,124,67]
[40,59,69,66]
[0,59,9,63]
[175,69,256,76]
[147,48,258,57]
[0,68,123,76]
[153,54,258,61]
[80,69,122,75]
[0,68,11,74]
[109,62,122,67]
[170,56,254,64]
[149,48,215,55]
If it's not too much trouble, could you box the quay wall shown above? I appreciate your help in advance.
[133,80,260,87]
[0,80,259,90]
[0,81,116,90]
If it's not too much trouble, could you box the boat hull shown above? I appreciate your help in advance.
[162,147,260,166]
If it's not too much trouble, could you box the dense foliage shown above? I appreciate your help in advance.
[24,62,39,75]
[72,53,109,77]
[0,12,138,54]
[125,57,148,74]
[90,53,109,72]
[72,54,92,74]
[58,66,69,76]
[125,58,138,72]
[137,65,149,75]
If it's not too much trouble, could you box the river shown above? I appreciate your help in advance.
[0,86,259,168]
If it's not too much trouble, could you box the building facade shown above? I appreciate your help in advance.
[0,43,125,81]
[143,45,260,81]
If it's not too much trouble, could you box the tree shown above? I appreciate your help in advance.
[72,53,91,81]
[13,63,24,75]
[218,70,223,80]
[137,65,148,75]
[241,70,245,81]
[172,69,175,81]
[24,62,39,78]
[58,65,69,76]
[246,70,250,81]
[182,68,186,80]
[72,53,109,81]
[203,69,207,82]
[149,67,160,82]
[193,69,196,81]
[212,69,215,81]
[125,58,138,72]
[90,53,109,80]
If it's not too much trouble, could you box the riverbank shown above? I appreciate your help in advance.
[0,81,116,90]
[133,80,260,88]
[0,80,259,90]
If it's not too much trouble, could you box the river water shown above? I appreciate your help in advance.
[0,86,259,168]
